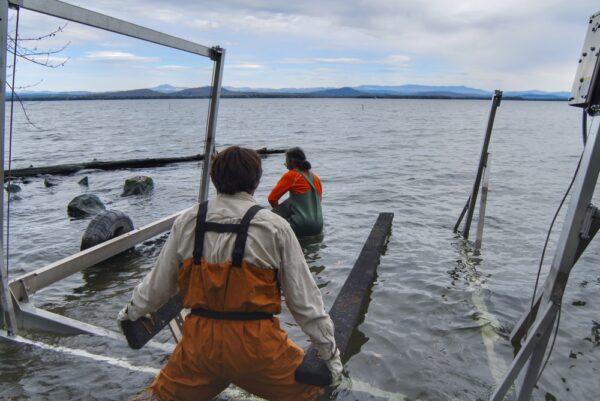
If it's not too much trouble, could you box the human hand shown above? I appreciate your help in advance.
[117,305,130,322]
[324,348,343,386]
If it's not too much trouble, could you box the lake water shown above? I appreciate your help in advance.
[0,98,599,401]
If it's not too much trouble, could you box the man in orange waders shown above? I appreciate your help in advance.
[118,146,342,401]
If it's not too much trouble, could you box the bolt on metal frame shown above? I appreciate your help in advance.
[0,0,225,347]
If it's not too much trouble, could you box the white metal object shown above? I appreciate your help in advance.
[0,0,224,346]
[474,154,491,250]
[569,11,600,112]
[8,0,212,57]
[0,0,17,336]
[492,123,600,400]
[9,212,180,302]
[454,90,502,238]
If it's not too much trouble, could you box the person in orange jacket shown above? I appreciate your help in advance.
[268,147,323,237]
[118,146,341,401]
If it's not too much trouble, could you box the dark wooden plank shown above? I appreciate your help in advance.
[7,148,284,178]
[121,211,393,386]
[295,212,394,385]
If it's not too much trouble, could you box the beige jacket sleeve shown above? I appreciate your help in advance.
[125,218,181,321]
[278,225,337,360]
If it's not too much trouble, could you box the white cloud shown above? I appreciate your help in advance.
[227,63,263,69]
[156,64,191,70]
[186,19,220,30]
[10,0,600,91]
[384,55,411,67]
[83,51,159,63]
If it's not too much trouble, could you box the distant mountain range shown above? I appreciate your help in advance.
[15,84,570,101]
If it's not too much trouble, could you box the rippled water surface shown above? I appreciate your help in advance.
[1,98,599,400]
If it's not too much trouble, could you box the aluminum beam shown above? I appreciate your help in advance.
[9,211,181,302]
[463,91,502,238]
[14,301,173,353]
[490,303,559,401]
[8,0,213,57]
[492,123,600,401]
[474,154,491,250]
[515,120,600,400]
[0,0,17,335]
[198,47,225,202]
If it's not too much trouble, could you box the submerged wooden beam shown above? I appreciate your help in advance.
[295,212,394,386]
[121,211,394,387]
[7,148,285,178]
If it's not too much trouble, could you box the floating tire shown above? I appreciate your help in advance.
[80,210,134,251]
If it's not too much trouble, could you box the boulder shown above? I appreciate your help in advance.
[122,175,154,197]
[67,194,106,218]
[5,183,21,193]
[78,176,89,186]
[44,177,59,187]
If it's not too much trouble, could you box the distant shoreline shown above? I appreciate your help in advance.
[14,84,569,102]
[14,94,566,102]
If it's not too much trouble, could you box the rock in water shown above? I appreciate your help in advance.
[122,175,154,196]
[78,176,89,186]
[67,194,106,218]
[44,177,59,187]
[5,183,21,193]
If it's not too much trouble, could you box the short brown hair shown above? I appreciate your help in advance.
[210,146,262,194]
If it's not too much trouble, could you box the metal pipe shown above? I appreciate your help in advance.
[489,303,559,401]
[198,47,225,202]
[8,0,212,57]
[474,153,491,250]
[9,212,180,302]
[493,118,600,401]
[463,91,502,238]
[0,0,17,336]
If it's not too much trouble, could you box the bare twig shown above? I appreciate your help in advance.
[6,82,48,131]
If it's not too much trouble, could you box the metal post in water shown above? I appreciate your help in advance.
[455,90,502,238]
[198,46,225,202]
[491,123,600,401]
[474,153,491,250]
[0,0,17,335]
[166,47,226,342]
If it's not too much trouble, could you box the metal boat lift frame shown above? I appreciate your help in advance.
[0,0,225,346]
[491,11,600,400]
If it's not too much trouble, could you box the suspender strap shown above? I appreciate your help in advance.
[190,307,273,320]
[192,201,263,266]
[192,201,209,264]
[231,205,263,267]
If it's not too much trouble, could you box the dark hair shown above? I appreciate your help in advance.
[286,147,312,170]
[210,146,262,194]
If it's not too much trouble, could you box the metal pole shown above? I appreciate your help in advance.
[0,0,17,335]
[515,122,600,400]
[492,123,600,401]
[474,153,491,250]
[490,303,559,401]
[198,46,225,202]
[166,47,225,342]
[462,90,502,239]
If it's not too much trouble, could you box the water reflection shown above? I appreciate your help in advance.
[73,234,167,297]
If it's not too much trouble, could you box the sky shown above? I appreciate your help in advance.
[7,0,600,92]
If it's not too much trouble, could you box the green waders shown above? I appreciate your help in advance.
[280,171,323,237]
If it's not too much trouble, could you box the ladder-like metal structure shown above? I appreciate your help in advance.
[0,0,224,346]
[491,10,600,401]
